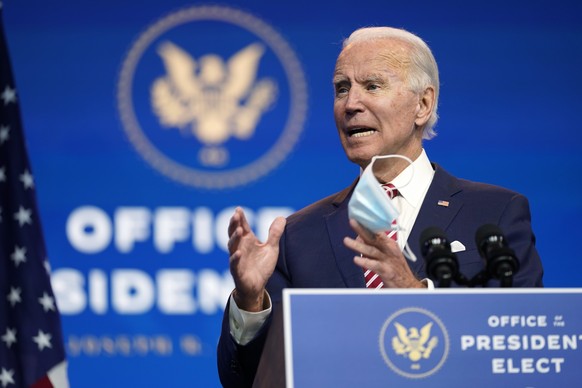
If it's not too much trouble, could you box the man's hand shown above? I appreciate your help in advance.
[228,207,286,311]
[343,219,425,288]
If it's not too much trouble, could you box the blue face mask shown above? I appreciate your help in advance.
[347,154,413,234]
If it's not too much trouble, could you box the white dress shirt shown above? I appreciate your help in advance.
[229,149,435,345]
[390,149,435,257]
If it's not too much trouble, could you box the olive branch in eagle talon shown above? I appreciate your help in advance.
[151,41,277,145]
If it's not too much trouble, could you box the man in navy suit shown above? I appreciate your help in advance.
[217,26,543,387]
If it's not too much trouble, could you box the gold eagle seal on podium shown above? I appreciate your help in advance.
[379,307,450,379]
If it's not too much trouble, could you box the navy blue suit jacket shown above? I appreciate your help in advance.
[217,164,544,386]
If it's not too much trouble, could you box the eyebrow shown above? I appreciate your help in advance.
[332,74,348,84]
[333,73,389,87]
[362,73,386,83]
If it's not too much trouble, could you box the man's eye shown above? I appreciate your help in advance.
[368,84,380,90]
[335,86,349,95]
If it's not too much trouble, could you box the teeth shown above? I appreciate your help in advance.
[351,130,375,138]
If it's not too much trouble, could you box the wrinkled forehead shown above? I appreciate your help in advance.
[335,38,413,77]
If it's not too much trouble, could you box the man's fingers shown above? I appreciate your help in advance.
[228,250,241,264]
[348,218,386,244]
[227,208,242,236]
[227,226,242,253]
[344,235,381,258]
[237,207,253,234]
[227,207,253,237]
[353,255,378,272]
[266,217,286,247]
[343,236,362,254]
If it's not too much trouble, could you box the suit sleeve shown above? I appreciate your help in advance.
[216,299,273,387]
[496,193,544,287]
[216,227,291,387]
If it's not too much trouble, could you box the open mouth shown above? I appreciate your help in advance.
[347,127,376,138]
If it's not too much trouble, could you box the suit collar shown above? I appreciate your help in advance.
[331,178,357,207]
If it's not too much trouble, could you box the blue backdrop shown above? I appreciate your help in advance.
[4,0,582,386]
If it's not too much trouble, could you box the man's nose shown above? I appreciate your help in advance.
[344,88,365,113]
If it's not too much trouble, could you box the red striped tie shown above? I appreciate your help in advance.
[364,183,399,289]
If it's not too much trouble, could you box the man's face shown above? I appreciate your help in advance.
[333,39,424,169]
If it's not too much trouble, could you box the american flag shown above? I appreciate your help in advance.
[0,7,69,388]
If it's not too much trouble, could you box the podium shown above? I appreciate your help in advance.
[254,289,582,387]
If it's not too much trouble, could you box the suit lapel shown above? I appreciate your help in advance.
[324,180,366,288]
[323,164,464,285]
[408,164,463,275]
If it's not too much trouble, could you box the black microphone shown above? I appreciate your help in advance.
[419,227,459,287]
[475,224,520,287]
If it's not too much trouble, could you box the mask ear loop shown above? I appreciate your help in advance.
[369,154,415,189]
[402,242,418,262]
[369,154,417,262]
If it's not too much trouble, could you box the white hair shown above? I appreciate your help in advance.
[343,27,440,139]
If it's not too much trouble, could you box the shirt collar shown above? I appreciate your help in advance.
[391,149,434,208]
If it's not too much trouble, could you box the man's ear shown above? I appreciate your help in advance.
[414,86,435,127]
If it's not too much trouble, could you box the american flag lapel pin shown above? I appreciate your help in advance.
[437,200,450,207]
